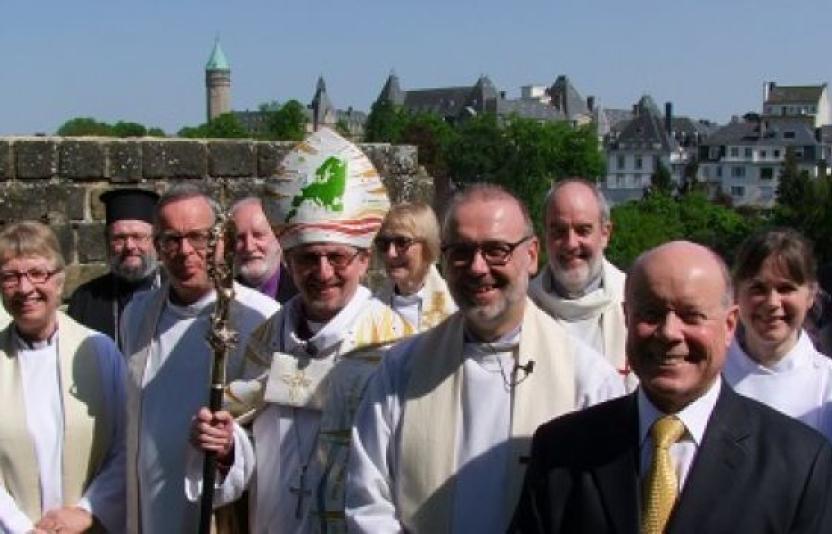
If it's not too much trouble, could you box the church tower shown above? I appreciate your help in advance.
[205,38,231,122]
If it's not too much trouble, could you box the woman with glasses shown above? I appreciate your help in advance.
[0,221,126,532]
[724,228,832,440]
[374,202,456,331]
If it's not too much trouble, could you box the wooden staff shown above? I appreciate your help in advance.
[199,213,239,534]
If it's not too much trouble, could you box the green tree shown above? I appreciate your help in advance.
[263,100,307,141]
[111,121,147,137]
[57,117,112,136]
[650,160,674,194]
[363,100,408,142]
[178,113,248,139]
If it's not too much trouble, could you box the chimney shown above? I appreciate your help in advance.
[587,96,595,112]
[665,102,673,135]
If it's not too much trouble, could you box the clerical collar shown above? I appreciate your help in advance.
[548,267,603,299]
[13,325,58,350]
[166,289,216,318]
[463,324,522,353]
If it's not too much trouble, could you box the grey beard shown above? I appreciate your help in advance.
[110,255,158,283]
[549,258,604,299]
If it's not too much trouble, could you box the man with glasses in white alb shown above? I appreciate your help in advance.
[120,184,279,533]
[345,184,625,534]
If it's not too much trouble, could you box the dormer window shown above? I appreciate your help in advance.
[783,131,796,139]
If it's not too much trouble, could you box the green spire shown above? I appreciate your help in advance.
[205,38,230,71]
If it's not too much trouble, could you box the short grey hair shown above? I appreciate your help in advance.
[544,177,611,225]
[442,183,534,241]
[230,196,263,217]
[154,184,220,231]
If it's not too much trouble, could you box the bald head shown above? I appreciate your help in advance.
[626,241,734,309]
[624,240,739,413]
[544,179,611,297]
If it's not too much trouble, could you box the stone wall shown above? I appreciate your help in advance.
[0,136,433,296]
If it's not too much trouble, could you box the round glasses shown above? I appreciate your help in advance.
[374,235,421,254]
[441,235,533,267]
[156,229,212,253]
[290,248,364,270]
[0,268,61,289]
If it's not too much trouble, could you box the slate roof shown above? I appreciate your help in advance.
[704,119,817,146]
[765,84,826,105]
[310,76,335,126]
[548,75,589,119]
[609,97,678,152]
[378,72,405,107]
[498,98,564,121]
[402,86,474,117]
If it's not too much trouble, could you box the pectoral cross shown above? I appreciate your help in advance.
[282,369,312,403]
[289,464,312,519]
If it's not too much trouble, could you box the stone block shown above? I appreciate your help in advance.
[16,139,58,179]
[225,179,266,205]
[257,142,292,177]
[67,187,87,221]
[76,222,108,263]
[42,184,87,224]
[63,263,107,300]
[107,141,142,182]
[59,140,106,179]
[52,224,74,264]
[0,140,11,180]
[0,184,48,222]
[143,140,207,179]
[209,141,257,177]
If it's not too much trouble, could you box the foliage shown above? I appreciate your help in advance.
[262,100,307,141]
[178,112,249,139]
[607,191,763,269]
[335,118,352,139]
[57,117,166,138]
[650,160,673,194]
[363,100,408,143]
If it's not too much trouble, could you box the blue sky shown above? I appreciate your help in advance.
[1,0,829,135]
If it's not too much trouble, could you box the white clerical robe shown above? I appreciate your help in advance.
[528,259,634,390]
[121,282,278,534]
[0,321,126,534]
[375,264,457,332]
[724,330,832,440]
[346,304,626,533]
[186,286,412,534]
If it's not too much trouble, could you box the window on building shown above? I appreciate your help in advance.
[774,149,781,158]
[716,166,723,178]
[744,147,752,158]
[731,186,745,197]
[731,166,746,178]
[729,147,739,157]
[617,155,625,169]
[616,174,625,188]
[635,156,643,170]
[794,148,804,159]
[784,131,796,139]
[760,167,774,180]
[709,146,721,159]
[760,150,767,159]
[703,166,711,178]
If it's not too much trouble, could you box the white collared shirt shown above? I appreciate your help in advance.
[637,378,722,490]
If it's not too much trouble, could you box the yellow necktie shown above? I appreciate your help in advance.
[642,415,686,534]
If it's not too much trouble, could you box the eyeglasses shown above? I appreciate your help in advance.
[374,235,421,254]
[290,248,364,270]
[0,268,61,289]
[110,233,152,247]
[157,229,212,253]
[441,235,533,267]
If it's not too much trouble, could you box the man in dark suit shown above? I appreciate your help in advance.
[512,241,832,534]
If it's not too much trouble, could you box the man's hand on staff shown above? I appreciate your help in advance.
[191,407,235,471]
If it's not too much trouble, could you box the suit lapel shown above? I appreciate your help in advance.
[669,385,750,531]
[591,394,641,534]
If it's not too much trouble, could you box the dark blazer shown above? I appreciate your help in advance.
[510,384,832,534]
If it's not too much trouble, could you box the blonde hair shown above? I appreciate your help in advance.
[0,221,66,271]
[379,202,441,264]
